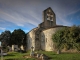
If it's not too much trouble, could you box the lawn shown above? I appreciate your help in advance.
[0,51,80,60]
[37,51,80,60]
[0,52,35,60]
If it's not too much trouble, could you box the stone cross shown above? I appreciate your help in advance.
[30,46,34,56]
[31,46,34,51]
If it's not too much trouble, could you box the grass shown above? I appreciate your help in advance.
[0,52,35,60]
[50,53,80,60]
[38,51,80,60]
[0,51,80,60]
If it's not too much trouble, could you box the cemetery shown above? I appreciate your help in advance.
[0,50,80,60]
[0,7,80,60]
[0,44,80,60]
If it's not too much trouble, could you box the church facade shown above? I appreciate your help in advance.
[27,7,66,51]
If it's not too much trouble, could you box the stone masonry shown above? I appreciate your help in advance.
[27,7,67,51]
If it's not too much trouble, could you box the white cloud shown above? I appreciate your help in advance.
[0,27,6,31]
[0,4,41,27]
[23,29,29,33]
[0,9,29,27]
[0,0,79,33]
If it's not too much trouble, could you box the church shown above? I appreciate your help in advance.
[27,7,66,51]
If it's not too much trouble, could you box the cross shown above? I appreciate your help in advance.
[31,46,34,51]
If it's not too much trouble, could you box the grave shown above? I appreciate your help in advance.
[30,46,34,56]
[12,45,19,51]
[20,45,24,50]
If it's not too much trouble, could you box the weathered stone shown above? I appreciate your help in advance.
[30,51,34,56]
[7,46,12,51]
[26,7,67,51]
[57,50,61,54]
[20,45,24,50]
[40,54,49,60]
[36,53,40,58]
[30,46,34,57]
[12,45,19,51]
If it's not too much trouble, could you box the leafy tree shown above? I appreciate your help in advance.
[11,29,26,47]
[52,25,80,53]
[61,27,70,50]
[52,27,65,53]
[69,25,80,50]
[0,30,11,46]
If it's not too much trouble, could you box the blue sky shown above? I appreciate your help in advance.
[0,0,80,34]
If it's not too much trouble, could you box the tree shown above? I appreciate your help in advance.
[62,27,70,50]
[0,30,11,46]
[11,29,26,47]
[52,25,80,53]
[69,25,80,50]
[52,27,65,54]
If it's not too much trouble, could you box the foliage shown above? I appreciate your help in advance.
[52,28,65,50]
[52,25,80,51]
[11,29,26,46]
[0,30,11,46]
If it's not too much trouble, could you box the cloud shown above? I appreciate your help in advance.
[56,12,73,26]
[0,0,80,33]
[67,9,80,16]
[0,8,40,27]
[0,27,6,31]
[0,0,41,27]
[0,9,26,26]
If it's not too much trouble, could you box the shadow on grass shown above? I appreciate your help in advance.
[5,52,21,57]
[6,54,15,56]
[5,58,35,60]
[5,59,19,60]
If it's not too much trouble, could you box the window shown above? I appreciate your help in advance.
[46,11,53,21]
[47,16,50,20]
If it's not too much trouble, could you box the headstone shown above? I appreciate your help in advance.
[0,42,1,47]
[57,50,61,54]
[30,46,34,56]
[20,45,24,50]
[0,41,3,60]
[12,45,14,51]
[12,45,19,51]
[36,53,40,58]
[14,48,18,52]
[40,54,43,59]
[40,54,48,60]
[8,46,12,52]
[0,42,1,51]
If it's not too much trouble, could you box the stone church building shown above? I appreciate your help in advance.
[27,7,66,51]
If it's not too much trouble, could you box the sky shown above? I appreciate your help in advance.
[0,0,80,34]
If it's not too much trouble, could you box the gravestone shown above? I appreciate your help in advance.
[40,54,49,60]
[20,45,24,50]
[12,45,19,51]
[7,46,12,52]
[30,46,34,56]
[57,50,61,54]
[36,53,40,58]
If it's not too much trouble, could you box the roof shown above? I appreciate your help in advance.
[43,7,55,14]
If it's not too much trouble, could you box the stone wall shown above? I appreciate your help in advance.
[27,28,37,50]
[26,7,66,51]
[41,27,64,51]
[43,7,56,28]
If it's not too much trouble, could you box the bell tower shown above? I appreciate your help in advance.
[43,7,56,28]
